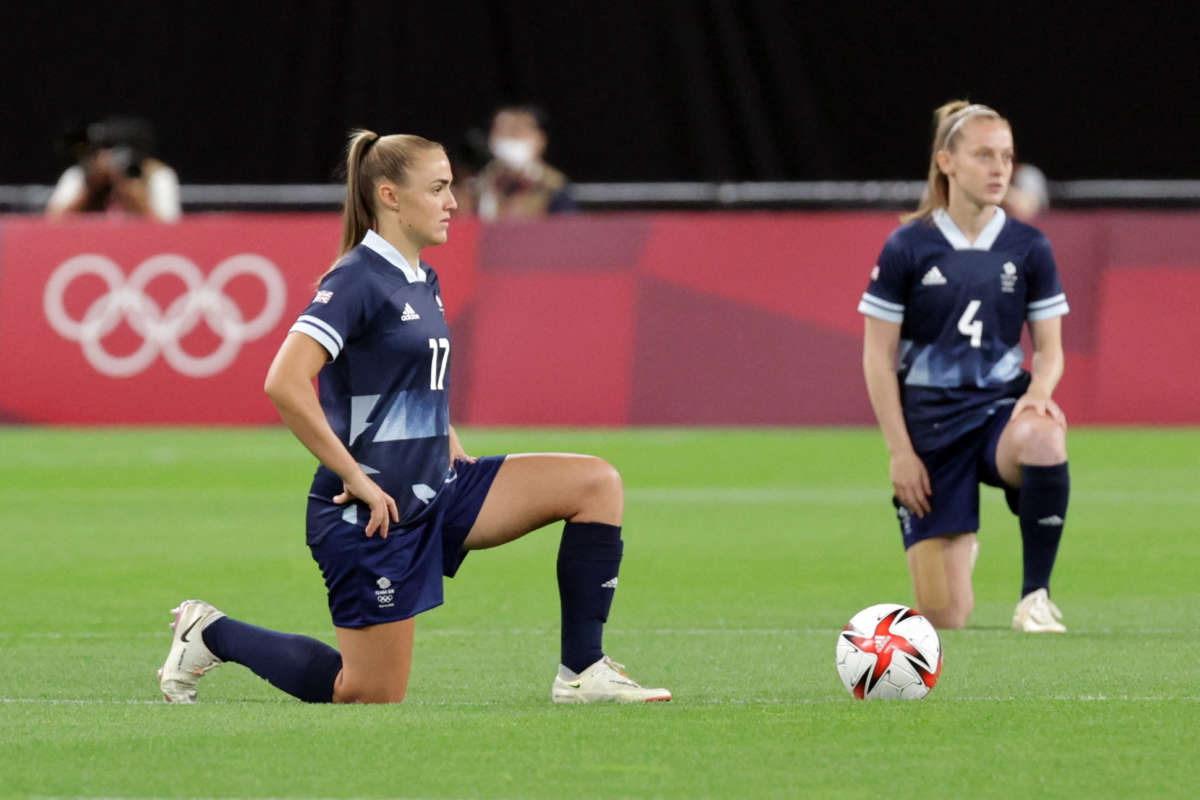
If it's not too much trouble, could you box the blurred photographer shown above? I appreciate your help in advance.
[45,116,180,222]
[470,105,575,221]
[1003,162,1050,221]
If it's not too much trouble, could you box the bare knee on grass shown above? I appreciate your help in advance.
[332,618,414,704]
[919,602,973,630]
[906,534,976,630]
[332,673,407,704]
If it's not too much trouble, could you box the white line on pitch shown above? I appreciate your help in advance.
[4,695,1197,707]
[29,797,463,800]
[626,488,1200,504]
[2,487,1197,504]
[0,627,1189,639]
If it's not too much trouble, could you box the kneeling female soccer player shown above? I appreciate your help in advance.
[158,130,671,704]
[859,101,1072,633]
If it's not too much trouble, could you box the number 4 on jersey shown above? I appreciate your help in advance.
[428,337,449,390]
[958,300,983,348]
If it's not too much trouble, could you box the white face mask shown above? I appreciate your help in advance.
[491,137,536,169]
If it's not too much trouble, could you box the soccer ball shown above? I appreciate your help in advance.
[835,603,942,700]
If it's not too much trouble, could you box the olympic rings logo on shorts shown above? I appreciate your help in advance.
[43,253,287,378]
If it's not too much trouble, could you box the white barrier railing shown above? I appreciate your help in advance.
[2,180,1197,211]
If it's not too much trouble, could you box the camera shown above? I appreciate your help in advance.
[55,116,155,180]
[105,145,142,179]
[87,117,154,179]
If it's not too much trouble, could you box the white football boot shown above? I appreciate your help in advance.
[158,599,226,702]
[551,656,672,703]
[1011,588,1067,633]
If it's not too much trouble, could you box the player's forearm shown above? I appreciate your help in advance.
[863,356,917,456]
[1028,347,1064,398]
[266,376,364,485]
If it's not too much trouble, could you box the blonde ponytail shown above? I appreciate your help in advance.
[339,129,382,258]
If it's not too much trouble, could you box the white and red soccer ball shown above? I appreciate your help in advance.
[836,603,942,700]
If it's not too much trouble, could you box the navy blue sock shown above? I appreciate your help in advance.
[557,521,623,674]
[202,617,342,703]
[1018,462,1070,598]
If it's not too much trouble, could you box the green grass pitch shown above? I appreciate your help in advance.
[1,426,1197,799]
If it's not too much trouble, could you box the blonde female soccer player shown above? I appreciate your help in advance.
[858,101,1071,633]
[158,130,670,704]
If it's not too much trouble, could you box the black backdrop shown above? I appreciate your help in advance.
[6,1,1199,184]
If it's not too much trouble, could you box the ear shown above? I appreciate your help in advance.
[935,149,954,176]
[376,180,401,212]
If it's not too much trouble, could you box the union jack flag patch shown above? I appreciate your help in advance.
[314,290,334,304]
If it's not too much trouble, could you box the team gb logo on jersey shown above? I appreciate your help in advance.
[1001,262,1018,293]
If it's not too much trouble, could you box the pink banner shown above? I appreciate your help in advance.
[1,211,1197,424]
[2,216,331,422]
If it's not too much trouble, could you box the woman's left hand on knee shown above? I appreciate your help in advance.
[1011,393,1067,429]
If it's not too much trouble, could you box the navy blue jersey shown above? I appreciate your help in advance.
[289,230,452,526]
[858,208,1068,452]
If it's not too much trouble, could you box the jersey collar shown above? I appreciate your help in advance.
[932,207,1006,251]
[362,229,427,283]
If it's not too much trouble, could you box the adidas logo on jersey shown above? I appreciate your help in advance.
[400,303,421,321]
[600,577,619,589]
[921,266,948,286]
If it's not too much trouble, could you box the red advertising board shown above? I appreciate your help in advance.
[1,216,334,422]
[1,211,1198,425]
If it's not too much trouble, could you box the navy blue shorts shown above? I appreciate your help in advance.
[307,455,506,628]
[895,409,1018,549]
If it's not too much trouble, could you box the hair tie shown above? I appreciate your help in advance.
[361,133,382,157]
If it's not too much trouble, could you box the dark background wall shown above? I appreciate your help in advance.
[5,2,1198,184]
